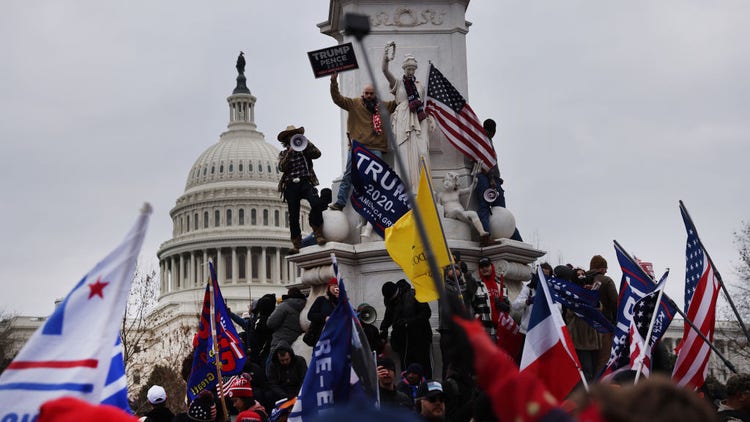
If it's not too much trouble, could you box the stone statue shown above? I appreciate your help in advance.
[236,51,246,75]
[382,46,430,191]
[436,171,490,242]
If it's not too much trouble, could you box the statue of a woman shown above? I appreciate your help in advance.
[236,51,246,75]
[382,48,430,191]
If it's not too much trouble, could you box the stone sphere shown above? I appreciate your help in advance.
[488,207,517,239]
[322,209,350,242]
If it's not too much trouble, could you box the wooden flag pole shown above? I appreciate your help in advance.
[208,270,230,421]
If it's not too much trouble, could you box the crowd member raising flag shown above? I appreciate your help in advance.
[629,272,677,381]
[289,254,377,421]
[672,202,721,389]
[520,267,583,401]
[425,63,496,171]
[384,159,451,303]
[599,241,659,382]
[0,204,151,419]
[187,262,247,404]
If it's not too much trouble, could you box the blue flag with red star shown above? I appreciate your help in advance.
[0,204,151,418]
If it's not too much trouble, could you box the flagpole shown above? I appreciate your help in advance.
[633,283,668,384]
[679,200,750,345]
[539,269,589,392]
[208,264,230,421]
[356,35,448,308]
[663,295,737,374]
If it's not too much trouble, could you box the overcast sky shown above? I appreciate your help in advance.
[1,1,748,317]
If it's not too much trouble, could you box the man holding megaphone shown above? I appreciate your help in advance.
[277,125,326,253]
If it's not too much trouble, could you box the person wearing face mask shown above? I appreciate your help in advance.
[328,72,397,212]
[382,49,430,191]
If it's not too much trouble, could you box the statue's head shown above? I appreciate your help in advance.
[443,172,458,190]
[402,55,418,76]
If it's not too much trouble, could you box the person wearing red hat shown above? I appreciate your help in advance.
[305,277,340,346]
[37,397,138,422]
[227,374,265,422]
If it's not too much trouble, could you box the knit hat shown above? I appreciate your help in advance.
[147,385,167,404]
[377,357,396,372]
[381,281,398,300]
[478,256,492,267]
[227,374,254,399]
[282,287,306,301]
[38,397,139,422]
[188,390,216,421]
[328,277,339,287]
[589,255,608,271]
[405,363,424,377]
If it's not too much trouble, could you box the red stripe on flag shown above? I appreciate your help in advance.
[427,103,495,168]
[8,359,99,369]
[522,341,580,401]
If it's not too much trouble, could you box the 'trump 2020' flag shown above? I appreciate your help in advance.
[0,204,151,419]
[520,268,581,401]
[289,254,377,421]
[672,201,720,389]
[600,241,659,381]
[426,64,496,171]
[349,141,411,238]
[187,262,247,401]
[384,161,451,303]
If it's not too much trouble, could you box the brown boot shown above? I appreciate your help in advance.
[312,226,326,246]
[288,236,302,254]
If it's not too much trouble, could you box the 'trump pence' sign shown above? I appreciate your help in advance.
[307,43,359,78]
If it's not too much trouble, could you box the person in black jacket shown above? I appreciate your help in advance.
[306,277,339,346]
[266,341,308,402]
[380,279,433,378]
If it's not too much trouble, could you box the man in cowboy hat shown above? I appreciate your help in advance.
[277,125,326,253]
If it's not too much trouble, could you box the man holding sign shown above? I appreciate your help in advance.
[329,72,396,212]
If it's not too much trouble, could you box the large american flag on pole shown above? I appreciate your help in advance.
[425,64,497,170]
[672,202,721,389]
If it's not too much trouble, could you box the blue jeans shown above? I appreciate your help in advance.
[335,149,382,207]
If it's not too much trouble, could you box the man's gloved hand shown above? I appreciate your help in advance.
[496,297,511,313]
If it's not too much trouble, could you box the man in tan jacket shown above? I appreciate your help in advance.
[328,72,397,211]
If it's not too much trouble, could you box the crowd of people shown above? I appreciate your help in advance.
[123,52,742,421]
[123,252,749,422]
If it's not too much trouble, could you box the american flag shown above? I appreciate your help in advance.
[546,276,614,333]
[425,64,497,170]
[671,202,721,389]
[629,285,676,377]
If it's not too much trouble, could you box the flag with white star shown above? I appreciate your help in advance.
[546,276,614,333]
[672,201,721,389]
[0,205,150,418]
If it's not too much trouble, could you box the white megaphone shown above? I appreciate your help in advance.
[356,303,378,324]
[290,134,309,151]
[483,188,499,203]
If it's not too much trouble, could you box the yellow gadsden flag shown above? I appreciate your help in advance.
[384,162,451,302]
